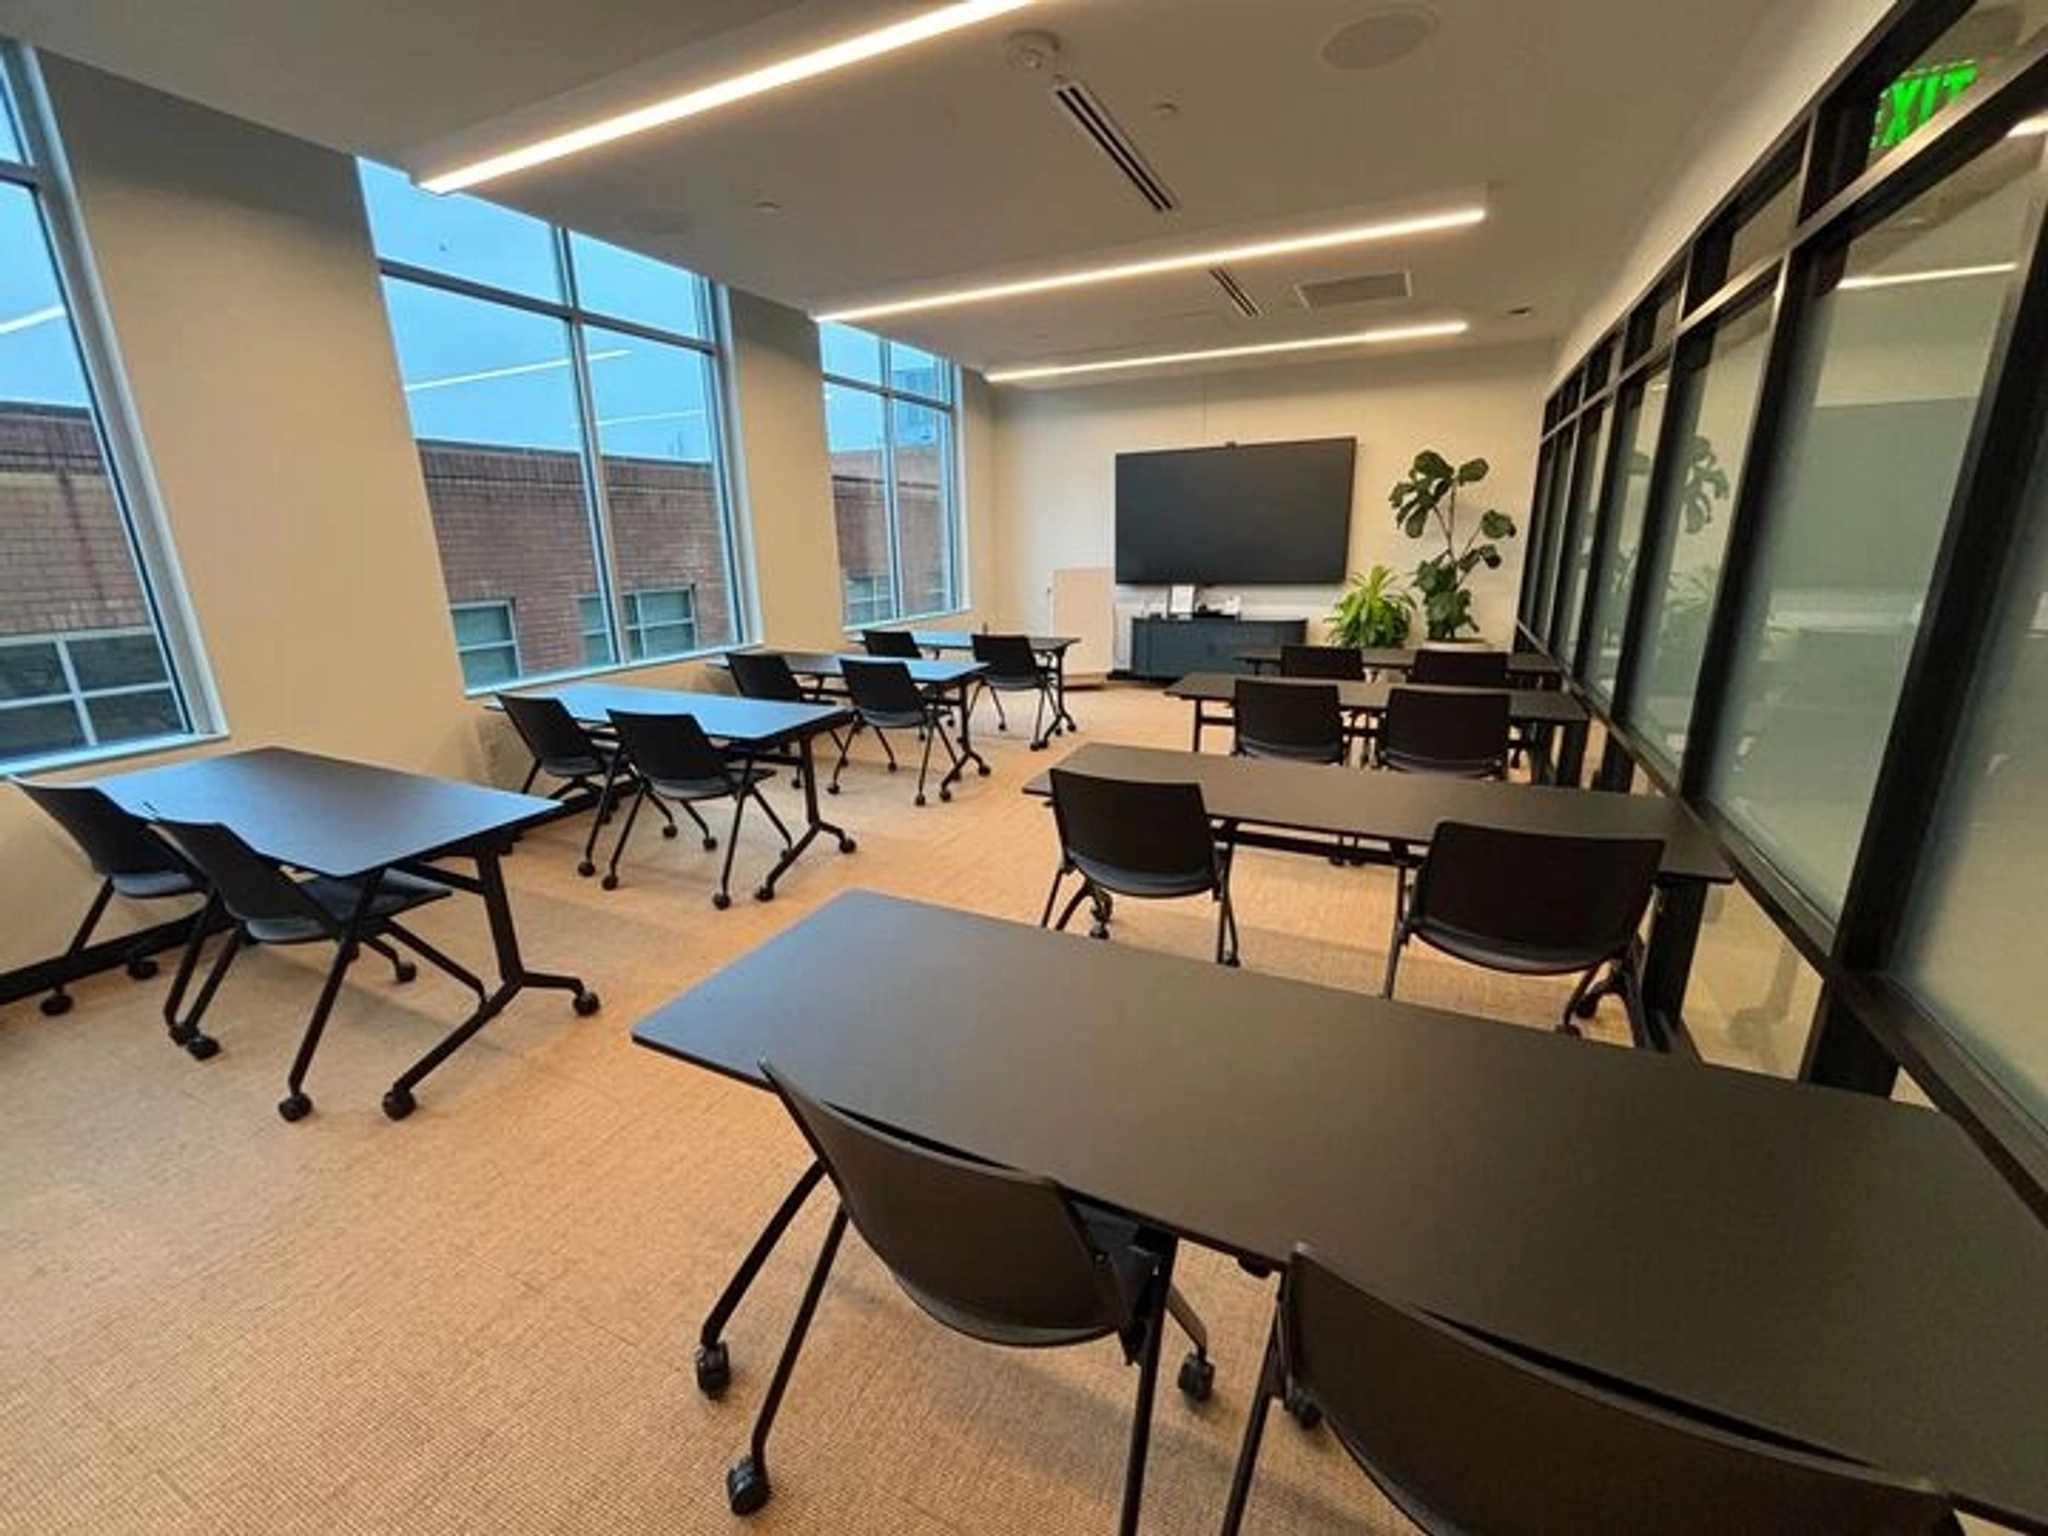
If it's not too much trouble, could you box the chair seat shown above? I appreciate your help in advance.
[110,867,203,900]
[892,1204,1158,1349]
[985,673,1047,691]
[858,707,928,730]
[1072,854,1217,901]
[538,751,608,779]
[1416,919,1618,976]
[1382,754,1501,778]
[1241,740,1345,765]
[242,871,451,945]
[644,766,772,801]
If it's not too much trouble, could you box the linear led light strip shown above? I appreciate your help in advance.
[421,0,1038,192]
[820,207,1486,323]
[1838,261,2015,291]
[986,321,1470,384]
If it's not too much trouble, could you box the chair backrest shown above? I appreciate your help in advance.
[862,629,925,659]
[1412,821,1663,968]
[1408,646,1510,688]
[1281,1244,1960,1536]
[607,710,730,788]
[764,1063,1131,1343]
[1280,644,1365,680]
[152,819,324,929]
[1379,687,1512,777]
[17,778,188,880]
[498,693,600,769]
[971,632,1042,683]
[726,650,806,704]
[840,657,926,718]
[1234,679,1345,764]
[1048,768,1218,895]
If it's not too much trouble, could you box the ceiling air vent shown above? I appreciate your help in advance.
[1050,80,1179,213]
[1209,267,1261,317]
[1296,270,1414,310]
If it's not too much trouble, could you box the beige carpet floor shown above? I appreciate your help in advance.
[3,684,1755,1535]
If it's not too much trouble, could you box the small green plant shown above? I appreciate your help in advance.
[1389,450,1518,640]
[1327,564,1415,648]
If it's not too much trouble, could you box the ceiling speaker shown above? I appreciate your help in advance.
[1321,6,1437,71]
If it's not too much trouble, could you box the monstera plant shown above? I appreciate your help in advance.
[1388,450,1518,640]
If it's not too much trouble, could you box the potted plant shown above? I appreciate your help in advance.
[1388,450,1518,641]
[1327,564,1415,648]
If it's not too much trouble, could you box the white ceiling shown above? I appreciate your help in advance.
[0,0,1787,379]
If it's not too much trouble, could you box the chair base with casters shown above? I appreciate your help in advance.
[1041,851,1242,967]
[829,704,965,806]
[158,864,488,1123]
[39,868,205,1021]
[598,764,791,908]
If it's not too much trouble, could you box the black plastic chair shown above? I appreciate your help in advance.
[152,819,484,1122]
[1376,687,1512,777]
[1384,821,1663,1038]
[16,778,208,1026]
[1222,1243,1962,1536]
[971,632,1058,747]
[601,710,791,908]
[860,628,925,659]
[1233,679,1347,764]
[498,693,627,878]
[725,651,849,781]
[1408,645,1511,688]
[1041,768,1239,965]
[1280,644,1365,680]
[727,1063,1205,1532]
[830,658,963,806]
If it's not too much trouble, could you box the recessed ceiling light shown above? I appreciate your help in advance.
[818,204,1485,323]
[421,0,1039,193]
[986,320,1468,383]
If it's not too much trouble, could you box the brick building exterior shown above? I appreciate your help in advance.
[0,404,149,640]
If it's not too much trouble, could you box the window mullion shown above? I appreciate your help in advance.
[562,225,626,666]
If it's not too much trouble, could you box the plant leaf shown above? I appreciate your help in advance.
[1455,457,1489,484]
[1414,449,1452,479]
[1479,510,1516,539]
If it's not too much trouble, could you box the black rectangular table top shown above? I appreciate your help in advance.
[906,630,1078,654]
[94,745,553,879]
[1170,670,1586,726]
[733,650,986,687]
[634,890,2048,1528]
[1024,742,1730,884]
[1239,644,1563,678]
[530,683,851,748]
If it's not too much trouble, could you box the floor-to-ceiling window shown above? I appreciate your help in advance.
[0,49,203,769]
[360,162,743,691]
[819,322,962,628]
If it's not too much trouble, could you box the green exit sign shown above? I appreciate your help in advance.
[1874,58,1979,150]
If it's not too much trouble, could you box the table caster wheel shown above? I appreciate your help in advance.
[1224,955,1242,968]
[978,762,993,774]
[1556,1019,1584,1038]
[185,1033,220,1062]
[573,990,601,1017]
[127,956,160,980]
[382,1087,416,1121]
[1029,741,1046,752]
[661,824,679,840]
[39,991,73,1017]
[1177,1351,1215,1403]
[826,783,840,794]
[940,787,952,802]
[577,860,596,877]
[600,874,619,891]
[1285,1386,1322,1430]
[278,1092,312,1123]
[713,892,732,910]
[914,793,927,807]
[393,960,418,984]
[727,1455,770,1516]
[1571,992,1600,1019]
[838,836,857,854]
[754,885,774,903]
[886,762,899,774]
[695,1340,731,1397]
[702,836,719,851]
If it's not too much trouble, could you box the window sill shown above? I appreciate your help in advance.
[462,648,735,699]
[841,606,973,640]
[4,729,230,782]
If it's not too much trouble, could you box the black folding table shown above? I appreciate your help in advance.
[96,745,593,1119]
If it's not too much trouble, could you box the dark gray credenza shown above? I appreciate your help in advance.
[1127,615,1307,681]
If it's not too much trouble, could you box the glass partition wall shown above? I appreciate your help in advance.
[1523,0,2048,1216]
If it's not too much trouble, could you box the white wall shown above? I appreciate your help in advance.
[1553,0,1895,372]
[1,57,995,972]
[989,344,1551,661]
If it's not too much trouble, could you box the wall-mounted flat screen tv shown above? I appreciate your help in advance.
[1115,436,1356,584]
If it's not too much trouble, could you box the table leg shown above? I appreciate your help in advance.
[1639,879,1708,1053]
[381,843,597,1119]
[950,680,991,783]
[1048,647,1078,737]
[1555,717,1590,788]
[755,729,857,901]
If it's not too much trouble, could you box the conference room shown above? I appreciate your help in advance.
[3,0,2046,1531]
